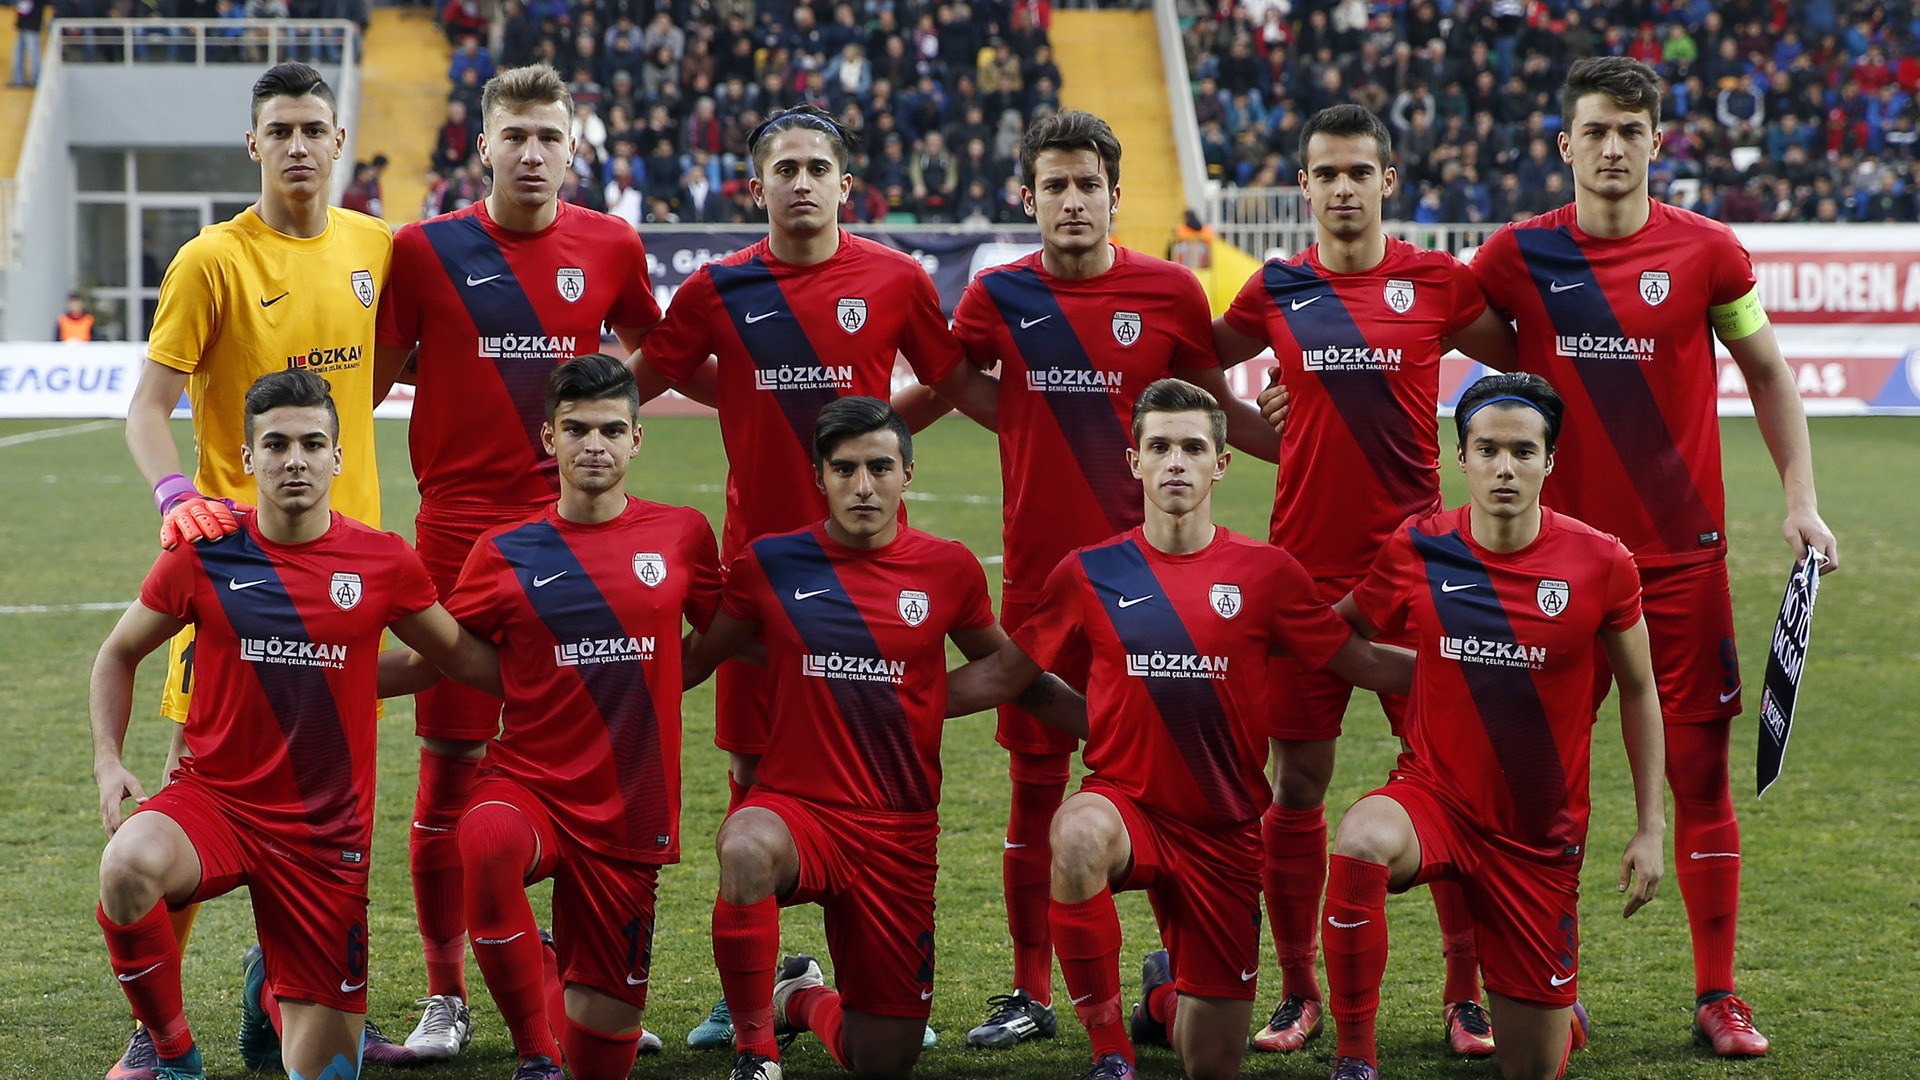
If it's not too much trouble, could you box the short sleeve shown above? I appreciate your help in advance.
[951,277,1003,371]
[1707,228,1760,308]
[899,266,965,386]
[374,223,425,350]
[145,237,223,373]
[445,538,506,639]
[1349,527,1413,638]
[385,536,439,621]
[1601,538,1643,633]
[1011,553,1086,672]
[643,268,717,384]
[1220,264,1274,344]
[1166,265,1219,370]
[946,545,996,632]
[1467,226,1520,318]
[608,227,665,332]
[718,545,767,623]
[138,546,199,623]
[1265,548,1351,670]
[1443,254,1489,338]
[682,514,724,633]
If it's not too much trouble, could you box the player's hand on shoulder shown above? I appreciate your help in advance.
[159,497,244,551]
[1784,508,1838,573]
[1257,367,1289,437]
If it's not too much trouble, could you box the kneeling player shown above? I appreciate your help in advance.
[1318,373,1666,1080]
[90,370,496,1080]
[383,355,722,1080]
[685,398,1016,1080]
[946,379,1413,1080]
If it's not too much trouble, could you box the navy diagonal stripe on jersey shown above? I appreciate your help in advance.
[1267,262,1435,516]
[980,268,1138,533]
[492,521,667,849]
[420,216,554,473]
[197,534,356,853]
[708,259,841,458]
[1512,229,1718,554]
[757,532,933,813]
[1408,528,1576,849]
[1078,540,1258,822]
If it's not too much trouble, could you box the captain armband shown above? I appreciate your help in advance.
[1709,287,1769,341]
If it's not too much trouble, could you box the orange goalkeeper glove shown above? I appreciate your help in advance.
[155,474,241,550]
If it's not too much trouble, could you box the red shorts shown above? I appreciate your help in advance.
[995,596,1089,755]
[1378,775,1582,1009]
[414,504,522,741]
[743,790,937,1018]
[466,778,662,1007]
[714,658,772,755]
[1096,784,1262,1001]
[1594,558,1739,724]
[1268,575,1410,741]
[139,782,371,1013]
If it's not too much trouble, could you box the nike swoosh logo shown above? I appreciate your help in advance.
[260,292,289,307]
[1549,281,1584,293]
[793,588,832,601]
[1549,973,1575,987]
[1117,595,1154,608]
[475,932,528,945]
[339,978,367,993]
[1718,684,1741,703]
[1240,969,1258,982]
[533,572,567,588]
[744,310,780,323]
[1019,315,1052,329]
[411,820,452,832]
[626,974,650,986]
[1327,917,1371,929]
[1690,851,1741,860]
[1070,993,1093,1005]
[1290,296,1321,310]
[465,274,502,287]
[229,579,269,591]
[1002,839,1027,850]
[117,963,163,982]
[920,989,934,1000]
[1440,581,1476,593]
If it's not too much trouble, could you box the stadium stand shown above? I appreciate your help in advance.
[1180,0,1920,224]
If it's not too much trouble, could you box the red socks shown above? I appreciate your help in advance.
[1322,854,1390,1065]
[1050,889,1130,1063]
[100,903,192,1059]
[1429,878,1482,1004]
[714,897,781,1057]
[1667,720,1741,996]
[1006,751,1069,1004]
[727,772,750,814]
[412,747,479,999]
[1145,981,1178,1029]
[786,986,850,1068]
[1262,802,1328,1001]
[559,1019,642,1080]
[460,801,557,1062]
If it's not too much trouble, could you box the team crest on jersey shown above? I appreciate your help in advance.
[330,572,363,611]
[633,552,667,588]
[898,589,930,627]
[1384,278,1416,314]
[836,297,868,333]
[350,270,375,308]
[557,267,586,303]
[1209,583,1242,620]
[1111,310,1142,347]
[1536,578,1570,618]
[1639,270,1670,306]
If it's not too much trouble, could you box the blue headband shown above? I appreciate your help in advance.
[1456,394,1554,438]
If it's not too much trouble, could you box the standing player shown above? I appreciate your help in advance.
[371,63,667,1060]
[945,379,1414,1080]
[938,110,1275,1050]
[91,370,496,1080]
[1319,373,1667,1080]
[683,397,1011,1080]
[1211,103,1516,1056]
[634,104,993,1050]
[1469,56,1839,1056]
[115,61,393,1080]
[382,356,721,1080]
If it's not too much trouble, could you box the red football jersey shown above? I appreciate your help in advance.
[643,233,964,557]
[377,200,662,514]
[952,247,1217,605]
[1015,527,1352,828]
[719,523,994,815]
[139,512,436,873]
[1223,237,1485,578]
[446,498,721,863]
[1471,201,1757,567]
[1351,506,1641,855]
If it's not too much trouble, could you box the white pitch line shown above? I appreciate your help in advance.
[0,601,131,614]
[0,418,120,448]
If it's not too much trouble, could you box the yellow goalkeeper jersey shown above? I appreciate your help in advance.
[147,205,393,525]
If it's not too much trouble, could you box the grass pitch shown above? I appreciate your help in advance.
[1,414,1915,1079]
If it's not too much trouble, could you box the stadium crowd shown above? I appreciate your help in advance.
[423,0,1067,223]
[1182,0,1920,223]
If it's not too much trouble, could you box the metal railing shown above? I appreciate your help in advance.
[51,18,358,68]
[1204,184,1502,259]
